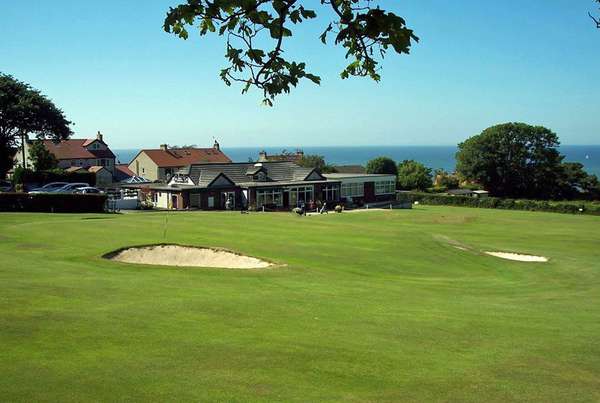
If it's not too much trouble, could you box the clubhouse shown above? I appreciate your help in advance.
[144,161,396,210]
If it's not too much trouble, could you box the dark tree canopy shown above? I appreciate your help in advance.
[365,156,397,176]
[164,1,418,105]
[455,122,599,200]
[433,168,459,189]
[397,159,432,190]
[0,73,72,177]
[297,154,336,173]
[28,140,58,171]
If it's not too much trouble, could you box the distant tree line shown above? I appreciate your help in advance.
[360,122,600,201]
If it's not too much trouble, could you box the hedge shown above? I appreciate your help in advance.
[397,191,600,216]
[0,193,107,213]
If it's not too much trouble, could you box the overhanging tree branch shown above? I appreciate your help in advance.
[164,0,418,105]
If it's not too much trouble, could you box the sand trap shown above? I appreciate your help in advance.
[485,252,548,262]
[106,244,272,269]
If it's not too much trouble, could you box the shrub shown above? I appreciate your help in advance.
[366,157,397,176]
[397,160,432,190]
[396,191,600,216]
[0,193,107,213]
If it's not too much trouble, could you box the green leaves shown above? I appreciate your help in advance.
[0,73,72,177]
[163,1,417,105]
[456,123,568,199]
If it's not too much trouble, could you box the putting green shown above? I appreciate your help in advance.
[1,206,599,402]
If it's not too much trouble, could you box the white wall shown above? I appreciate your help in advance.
[154,191,170,209]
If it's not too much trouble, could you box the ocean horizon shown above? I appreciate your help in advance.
[114,145,600,177]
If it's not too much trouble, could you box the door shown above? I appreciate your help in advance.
[222,191,235,209]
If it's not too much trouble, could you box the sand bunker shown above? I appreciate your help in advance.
[106,244,272,269]
[485,252,548,262]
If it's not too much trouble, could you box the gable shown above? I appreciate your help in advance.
[207,173,235,188]
[305,170,325,181]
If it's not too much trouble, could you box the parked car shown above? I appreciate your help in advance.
[0,180,13,192]
[29,182,69,193]
[74,187,103,194]
[52,183,90,193]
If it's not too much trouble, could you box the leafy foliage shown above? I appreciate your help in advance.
[555,162,600,200]
[456,123,565,199]
[297,154,337,173]
[0,143,15,180]
[456,122,599,200]
[0,73,72,178]
[433,168,459,189]
[28,140,58,171]
[365,156,397,175]
[397,159,432,190]
[164,1,418,105]
[590,0,600,28]
[398,191,600,216]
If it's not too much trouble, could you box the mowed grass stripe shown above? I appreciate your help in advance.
[1,207,599,402]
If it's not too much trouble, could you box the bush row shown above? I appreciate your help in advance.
[397,192,600,215]
[0,193,107,213]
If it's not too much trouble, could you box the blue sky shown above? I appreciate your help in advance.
[1,0,599,148]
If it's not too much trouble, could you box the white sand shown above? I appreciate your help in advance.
[109,245,272,269]
[485,252,548,262]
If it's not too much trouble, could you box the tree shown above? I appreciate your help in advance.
[433,168,459,189]
[164,1,418,105]
[397,160,432,190]
[297,154,336,173]
[0,143,15,180]
[456,123,565,199]
[365,156,397,176]
[0,73,72,178]
[28,140,58,171]
[555,162,600,200]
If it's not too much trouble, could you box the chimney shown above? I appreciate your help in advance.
[160,144,168,151]
[97,131,103,142]
[258,150,267,162]
[213,139,220,151]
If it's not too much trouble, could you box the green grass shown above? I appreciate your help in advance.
[1,206,599,402]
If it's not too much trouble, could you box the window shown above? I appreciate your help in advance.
[322,185,339,201]
[288,186,313,206]
[256,188,283,208]
[341,182,364,198]
[172,174,188,184]
[375,180,396,195]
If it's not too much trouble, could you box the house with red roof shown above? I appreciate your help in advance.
[16,131,116,175]
[128,140,232,182]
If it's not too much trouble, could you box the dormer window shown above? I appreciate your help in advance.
[253,172,267,182]
[246,163,267,182]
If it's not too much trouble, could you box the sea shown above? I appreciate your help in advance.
[114,145,600,177]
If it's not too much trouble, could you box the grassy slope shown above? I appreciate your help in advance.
[1,207,599,402]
